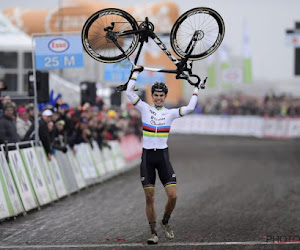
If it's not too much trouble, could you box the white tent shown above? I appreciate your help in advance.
[0,11,31,51]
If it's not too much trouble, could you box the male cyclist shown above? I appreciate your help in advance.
[126,65,200,244]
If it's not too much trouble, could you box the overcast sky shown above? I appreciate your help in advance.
[1,0,300,83]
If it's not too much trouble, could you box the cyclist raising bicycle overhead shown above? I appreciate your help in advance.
[126,65,201,244]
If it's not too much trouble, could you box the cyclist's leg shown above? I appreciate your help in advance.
[157,148,177,219]
[140,149,157,238]
[144,188,156,221]
[161,185,176,240]
[156,148,176,240]
[164,185,177,218]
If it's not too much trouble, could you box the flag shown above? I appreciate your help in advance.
[207,53,216,88]
[219,42,233,89]
[243,21,252,83]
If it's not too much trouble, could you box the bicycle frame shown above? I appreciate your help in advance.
[107,17,206,91]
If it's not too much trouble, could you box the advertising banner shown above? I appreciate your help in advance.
[55,151,78,194]
[101,146,116,173]
[34,35,84,70]
[0,152,24,217]
[48,156,68,198]
[20,148,52,206]
[107,141,126,170]
[66,149,86,189]
[35,147,58,201]
[89,141,106,176]
[8,150,38,211]
[74,144,97,180]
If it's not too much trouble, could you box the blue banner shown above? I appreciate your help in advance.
[34,36,84,69]
[104,61,165,86]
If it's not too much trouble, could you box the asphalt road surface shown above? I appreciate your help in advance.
[1,134,300,250]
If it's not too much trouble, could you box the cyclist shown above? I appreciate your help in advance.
[126,65,201,244]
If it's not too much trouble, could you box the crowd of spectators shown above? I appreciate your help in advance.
[0,94,142,160]
[193,92,300,117]
[1,91,300,158]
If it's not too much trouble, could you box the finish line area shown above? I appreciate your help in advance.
[1,135,300,250]
[1,241,300,249]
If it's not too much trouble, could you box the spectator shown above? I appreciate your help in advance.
[39,109,54,161]
[26,103,35,123]
[23,109,53,160]
[0,103,19,144]
[16,106,32,140]
[0,81,7,116]
[52,120,68,153]
[58,103,73,139]
[69,117,91,147]
[105,109,120,140]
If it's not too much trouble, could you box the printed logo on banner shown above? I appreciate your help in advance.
[26,150,43,188]
[0,152,24,216]
[35,35,84,69]
[0,155,15,196]
[8,150,37,211]
[48,38,70,53]
[50,156,68,198]
[10,153,28,192]
[21,148,52,206]
[37,149,52,185]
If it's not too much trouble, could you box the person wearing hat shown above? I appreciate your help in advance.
[51,120,67,153]
[25,103,35,123]
[0,103,19,144]
[39,109,54,160]
[23,109,53,161]
[16,106,32,140]
[126,66,201,244]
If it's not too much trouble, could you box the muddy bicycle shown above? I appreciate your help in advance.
[81,7,225,91]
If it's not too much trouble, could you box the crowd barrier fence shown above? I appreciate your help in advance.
[2,115,297,221]
[171,115,300,139]
[0,135,142,221]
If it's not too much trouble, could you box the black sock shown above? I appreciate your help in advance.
[162,213,170,225]
[149,222,157,235]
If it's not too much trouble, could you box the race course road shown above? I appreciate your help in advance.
[1,134,300,250]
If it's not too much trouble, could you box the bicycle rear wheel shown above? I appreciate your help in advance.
[81,8,140,63]
[170,7,225,61]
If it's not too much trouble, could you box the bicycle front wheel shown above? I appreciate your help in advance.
[170,7,225,61]
[81,8,140,63]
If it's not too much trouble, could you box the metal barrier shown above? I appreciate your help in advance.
[0,135,142,221]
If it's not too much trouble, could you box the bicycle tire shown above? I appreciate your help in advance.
[170,7,225,61]
[81,8,140,63]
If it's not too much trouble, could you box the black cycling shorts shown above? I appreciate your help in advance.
[140,148,177,189]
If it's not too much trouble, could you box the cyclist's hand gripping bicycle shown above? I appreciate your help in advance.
[82,7,225,91]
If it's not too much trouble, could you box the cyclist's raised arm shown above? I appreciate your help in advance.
[179,87,199,116]
[126,66,148,111]
[170,87,199,119]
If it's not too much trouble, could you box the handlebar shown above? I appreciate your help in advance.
[187,74,201,86]
[176,73,201,87]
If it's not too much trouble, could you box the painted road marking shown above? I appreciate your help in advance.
[1,241,300,248]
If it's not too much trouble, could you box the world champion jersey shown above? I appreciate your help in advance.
[126,72,199,150]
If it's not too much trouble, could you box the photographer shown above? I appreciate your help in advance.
[52,120,68,153]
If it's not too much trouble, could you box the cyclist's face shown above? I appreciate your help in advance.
[152,91,167,107]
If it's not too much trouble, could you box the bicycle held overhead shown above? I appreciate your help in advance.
[81,7,225,245]
[81,7,225,91]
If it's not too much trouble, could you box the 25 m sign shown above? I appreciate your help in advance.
[34,36,84,69]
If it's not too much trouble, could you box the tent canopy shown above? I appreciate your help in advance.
[0,11,31,51]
